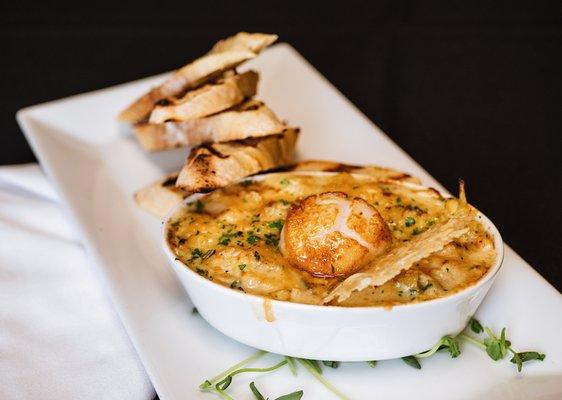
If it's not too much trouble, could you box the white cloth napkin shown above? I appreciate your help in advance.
[0,164,154,400]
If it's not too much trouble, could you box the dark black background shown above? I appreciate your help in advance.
[3,1,561,294]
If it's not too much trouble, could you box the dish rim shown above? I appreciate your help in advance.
[162,170,505,312]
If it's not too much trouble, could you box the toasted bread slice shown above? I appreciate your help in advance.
[119,32,277,123]
[134,172,189,218]
[210,32,278,54]
[148,70,258,123]
[134,129,297,217]
[134,100,286,151]
[286,160,421,184]
[176,128,299,192]
[135,158,420,217]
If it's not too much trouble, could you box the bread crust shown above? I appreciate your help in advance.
[175,128,299,192]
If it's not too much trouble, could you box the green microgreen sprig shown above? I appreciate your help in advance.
[457,318,546,372]
[296,358,350,400]
[415,335,460,359]
[199,318,545,399]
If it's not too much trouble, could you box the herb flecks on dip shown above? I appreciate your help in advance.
[167,173,496,306]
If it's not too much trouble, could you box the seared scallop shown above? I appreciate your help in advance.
[280,191,392,277]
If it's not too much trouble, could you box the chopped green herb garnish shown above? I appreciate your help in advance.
[191,248,203,259]
[420,282,433,292]
[278,199,291,206]
[218,230,238,246]
[241,179,255,187]
[196,268,207,277]
[395,197,402,205]
[247,232,260,245]
[405,216,416,227]
[401,356,421,369]
[268,220,284,230]
[412,227,423,235]
[251,214,261,223]
[218,233,233,245]
[366,360,377,368]
[192,307,198,314]
[280,179,290,187]
[238,264,246,271]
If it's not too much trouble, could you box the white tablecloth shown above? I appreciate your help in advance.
[0,164,154,400]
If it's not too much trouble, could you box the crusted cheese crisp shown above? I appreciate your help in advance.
[324,215,472,303]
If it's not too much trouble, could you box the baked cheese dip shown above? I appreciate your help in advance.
[167,172,496,307]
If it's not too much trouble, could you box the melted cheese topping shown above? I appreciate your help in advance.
[167,173,496,307]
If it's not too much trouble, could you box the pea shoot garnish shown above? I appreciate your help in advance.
[401,356,421,369]
[469,317,483,333]
[200,351,349,400]
[457,318,545,372]
[322,360,339,368]
[415,335,460,359]
[198,318,545,398]
[250,382,303,400]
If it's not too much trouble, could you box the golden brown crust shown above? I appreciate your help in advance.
[134,101,286,151]
[175,128,299,192]
[281,192,392,277]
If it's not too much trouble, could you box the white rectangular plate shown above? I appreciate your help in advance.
[18,44,562,400]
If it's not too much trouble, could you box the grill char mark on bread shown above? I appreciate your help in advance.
[118,32,277,123]
[175,128,299,192]
[148,70,259,123]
